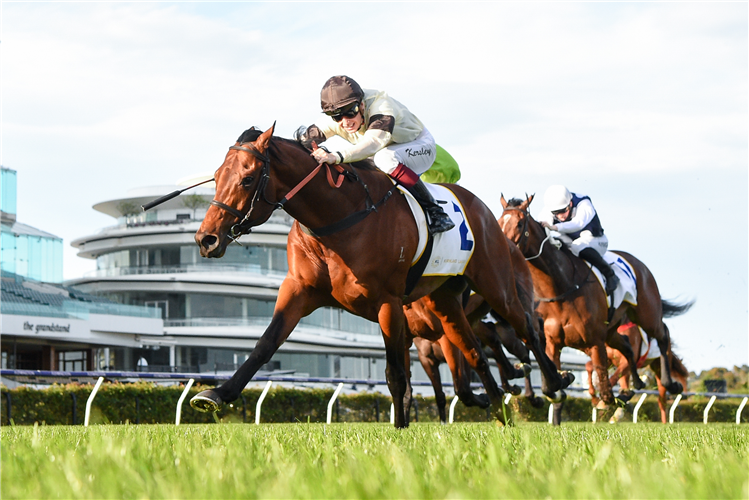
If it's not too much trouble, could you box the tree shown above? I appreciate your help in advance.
[182,194,210,220]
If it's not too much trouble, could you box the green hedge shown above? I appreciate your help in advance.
[1,382,746,426]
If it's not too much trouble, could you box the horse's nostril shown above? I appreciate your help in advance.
[201,235,218,250]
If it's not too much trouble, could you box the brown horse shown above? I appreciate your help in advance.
[586,321,690,423]
[188,125,571,427]
[499,194,689,418]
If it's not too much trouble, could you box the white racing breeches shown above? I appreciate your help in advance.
[557,230,609,257]
[373,128,436,176]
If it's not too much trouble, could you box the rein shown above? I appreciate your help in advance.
[503,206,593,304]
[211,141,397,241]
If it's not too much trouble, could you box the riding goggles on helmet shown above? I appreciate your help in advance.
[326,102,360,122]
[551,204,571,215]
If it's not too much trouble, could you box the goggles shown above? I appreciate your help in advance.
[326,102,361,122]
[551,205,571,216]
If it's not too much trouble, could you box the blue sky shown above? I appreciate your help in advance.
[2,2,746,373]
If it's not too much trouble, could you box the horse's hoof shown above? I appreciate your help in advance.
[608,407,626,424]
[509,385,523,396]
[667,381,684,395]
[633,377,645,390]
[546,390,567,403]
[595,400,609,410]
[528,396,545,409]
[190,390,223,413]
[559,370,575,388]
[515,363,532,377]
[617,390,635,404]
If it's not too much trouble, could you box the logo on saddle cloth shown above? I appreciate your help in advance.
[398,184,475,276]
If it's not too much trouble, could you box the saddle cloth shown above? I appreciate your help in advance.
[586,252,638,310]
[617,322,662,367]
[398,183,475,276]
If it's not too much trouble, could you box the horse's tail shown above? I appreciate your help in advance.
[661,298,694,318]
[670,351,690,379]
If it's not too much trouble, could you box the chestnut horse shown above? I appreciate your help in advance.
[586,321,690,423]
[189,125,571,427]
[499,194,689,421]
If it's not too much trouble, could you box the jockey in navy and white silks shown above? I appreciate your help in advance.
[540,185,620,295]
[297,75,454,235]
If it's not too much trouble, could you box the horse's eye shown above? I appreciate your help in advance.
[241,176,255,188]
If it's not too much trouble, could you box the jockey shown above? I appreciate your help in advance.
[298,75,455,234]
[540,185,620,295]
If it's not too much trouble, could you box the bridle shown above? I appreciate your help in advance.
[210,140,397,243]
[502,205,592,303]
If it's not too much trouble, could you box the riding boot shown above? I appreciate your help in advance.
[406,179,455,234]
[579,248,619,295]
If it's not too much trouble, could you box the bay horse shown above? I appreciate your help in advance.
[189,125,572,427]
[586,321,690,423]
[498,194,690,419]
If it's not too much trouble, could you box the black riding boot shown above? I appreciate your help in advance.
[579,248,619,295]
[406,180,455,234]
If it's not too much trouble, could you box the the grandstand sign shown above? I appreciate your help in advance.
[22,321,71,333]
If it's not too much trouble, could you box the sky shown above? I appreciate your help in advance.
[2,2,747,374]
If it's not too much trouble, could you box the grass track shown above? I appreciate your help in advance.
[2,422,747,499]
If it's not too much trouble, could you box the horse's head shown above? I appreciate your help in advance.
[498,193,544,256]
[196,124,278,258]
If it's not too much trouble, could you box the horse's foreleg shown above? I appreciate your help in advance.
[191,281,320,412]
[379,300,408,428]
[585,360,601,407]
[425,292,509,425]
[590,341,615,406]
[403,344,413,426]
[438,335,489,409]
[474,322,524,392]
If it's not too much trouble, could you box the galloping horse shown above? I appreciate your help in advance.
[499,194,689,417]
[189,125,571,427]
[586,321,690,423]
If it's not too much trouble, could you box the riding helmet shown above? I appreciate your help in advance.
[321,76,364,114]
[544,185,573,212]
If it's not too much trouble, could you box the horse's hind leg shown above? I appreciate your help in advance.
[439,335,489,409]
[423,290,510,425]
[414,339,448,423]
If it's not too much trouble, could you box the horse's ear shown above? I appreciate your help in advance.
[527,193,535,205]
[500,193,508,209]
[256,122,276,151]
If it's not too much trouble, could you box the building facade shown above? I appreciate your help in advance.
[1,167,63,283]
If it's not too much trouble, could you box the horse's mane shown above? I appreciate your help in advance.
[506,198,525,208]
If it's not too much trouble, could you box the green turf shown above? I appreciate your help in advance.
[2,422,747,499]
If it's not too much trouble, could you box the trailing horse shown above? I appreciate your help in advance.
[188,125,572,427]
[499,194,691,424]
[586,321,690,423]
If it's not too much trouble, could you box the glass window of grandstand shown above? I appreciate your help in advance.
[58,350,88,371]
[96,245,288,276]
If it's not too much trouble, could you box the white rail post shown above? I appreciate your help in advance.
[84,377,104,427]
[175,378,195,425]
[736,397,748,424]
[390,403,395,424]
[548,403,554,424]
[702,395,717,425]
[668,393,682,424]
[326,383,344,424]
[633,393,647,423]
[255,381,273,425]
[504,393,512,405]
[448,395,459,424]
[592,407,597,423]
